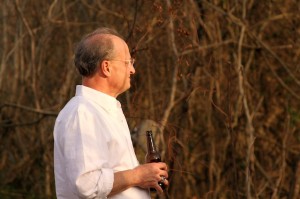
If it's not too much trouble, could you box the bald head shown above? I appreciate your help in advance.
[74,28,124,77]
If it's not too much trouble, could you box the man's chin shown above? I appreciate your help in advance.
[118,85,131,95]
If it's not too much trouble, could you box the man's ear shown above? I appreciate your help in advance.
[99,60,111,77]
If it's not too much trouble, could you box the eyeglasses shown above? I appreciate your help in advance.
[109,58,135,66]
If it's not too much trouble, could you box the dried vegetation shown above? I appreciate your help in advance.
[0,0,300,198]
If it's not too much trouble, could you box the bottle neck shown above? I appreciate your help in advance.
[146,131,157,153]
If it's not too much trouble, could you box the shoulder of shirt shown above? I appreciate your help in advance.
[56,96,104,121]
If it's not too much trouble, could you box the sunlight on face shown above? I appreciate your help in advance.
[109,36,135,97]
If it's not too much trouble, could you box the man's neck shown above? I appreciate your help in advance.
[82,77,118,98]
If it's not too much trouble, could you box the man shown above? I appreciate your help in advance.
[54,27,168,199]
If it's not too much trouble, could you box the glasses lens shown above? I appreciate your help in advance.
[131,58,135,65]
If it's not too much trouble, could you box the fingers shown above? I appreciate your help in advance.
[159,176,169,187]
[157,162,168,171]
[153,177,169,194]
[151,162,168,178]
[150,163,169,192]
[154,183,164,194]
[134,162,169,191]
[149,163,168,181]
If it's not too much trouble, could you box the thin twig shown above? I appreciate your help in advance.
[179,39,234,56]
[263,55,300,100]
[160,0,179,136]
[0,103,57,116]
[251,33,300,87]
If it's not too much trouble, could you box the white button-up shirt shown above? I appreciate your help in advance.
[54,85,150,199]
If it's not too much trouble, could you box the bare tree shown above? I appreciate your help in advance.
[1,0,300,198]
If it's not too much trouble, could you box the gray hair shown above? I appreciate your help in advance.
[74,27,123,77]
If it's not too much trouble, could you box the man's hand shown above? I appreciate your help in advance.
[132,162,169,193]
[108,162,169,197]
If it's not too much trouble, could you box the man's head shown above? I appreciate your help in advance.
[74,27,135,97]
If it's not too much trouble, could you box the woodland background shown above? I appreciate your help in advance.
[1,0,300,198]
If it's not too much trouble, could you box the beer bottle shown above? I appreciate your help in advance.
[145,130,166,191]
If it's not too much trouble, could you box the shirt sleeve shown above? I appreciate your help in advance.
[76,168,114,198]
[61,105,114,198]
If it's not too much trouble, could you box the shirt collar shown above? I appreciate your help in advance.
[75,85,122,112]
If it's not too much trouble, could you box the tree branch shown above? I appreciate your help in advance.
[0,103,57,116]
